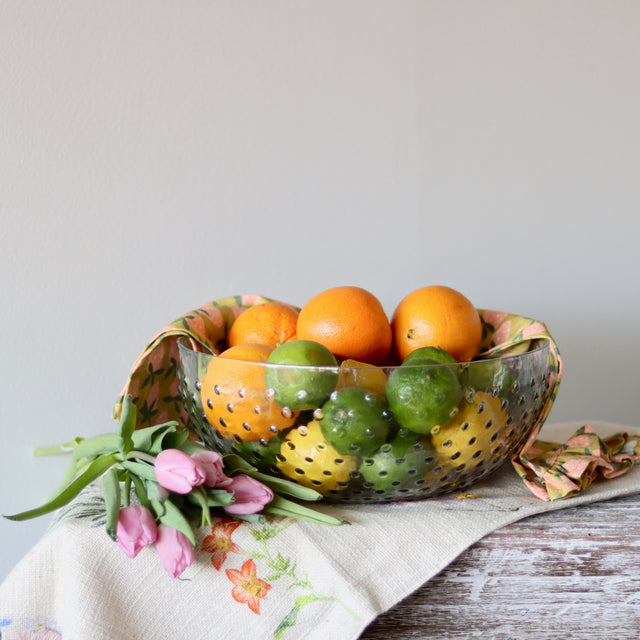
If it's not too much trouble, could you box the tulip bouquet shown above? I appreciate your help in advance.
[5,395,344,578]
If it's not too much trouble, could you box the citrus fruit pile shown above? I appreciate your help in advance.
[198,285,522,499]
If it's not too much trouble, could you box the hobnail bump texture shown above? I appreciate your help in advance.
[177,339,553,503]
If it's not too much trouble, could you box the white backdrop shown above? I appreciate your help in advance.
[2,1,639,582]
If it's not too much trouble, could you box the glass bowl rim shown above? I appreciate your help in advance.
[177,338,551,372]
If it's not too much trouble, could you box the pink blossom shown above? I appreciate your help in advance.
[191,450,229,488]
[155,525,195,578]
[116,505,158,559]
[155,448,206,494]
[223,475,274,515]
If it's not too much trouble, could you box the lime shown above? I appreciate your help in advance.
[386,358,463,435]
[462,356,514,397]
[319,387,393,457]
[358,433,433,494]
[402,346,457,366]
[264,339,339,410]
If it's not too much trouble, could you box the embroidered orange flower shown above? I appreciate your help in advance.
[201,518,242,570]
[226,559,272,614]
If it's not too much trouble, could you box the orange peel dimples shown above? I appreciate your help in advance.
[200,343,298,443]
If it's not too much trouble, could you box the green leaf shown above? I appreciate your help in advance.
[248,471,323,502]
[102,468,122,540]
[148,424,184,454]
[262,496,347,527]
[203,488,235,507]
[274,603,302,640]
[146,480,168,519]
[130,474,152,510]
[274,594,321,639]
[159,429,190,451]
[228,512,266,524]
[186,486,212,528]
[71,434,123,463]
[130,422,180,453]
[120,459,157,482]
[157,499,197,547]
[3,453,121,521]
[221,453,258,474]
[118,394,137,455]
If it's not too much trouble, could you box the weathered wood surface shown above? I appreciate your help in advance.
[360,493,640,639]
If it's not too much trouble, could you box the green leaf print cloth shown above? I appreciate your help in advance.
[113,295,640,501]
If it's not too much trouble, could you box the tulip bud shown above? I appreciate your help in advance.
[154,449,206,494]
[223,474,274,515]
[116,505,158,559]
[191,450,228,488]
[155,525,195,578]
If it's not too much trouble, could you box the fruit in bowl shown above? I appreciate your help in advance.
[176,284,559,503]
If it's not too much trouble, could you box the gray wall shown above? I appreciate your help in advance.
[2,1,639,581]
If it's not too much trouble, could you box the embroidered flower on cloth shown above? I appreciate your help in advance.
[226,559,272,614]
[201,518,243,570]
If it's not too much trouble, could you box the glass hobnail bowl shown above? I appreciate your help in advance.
[176,339,555,504]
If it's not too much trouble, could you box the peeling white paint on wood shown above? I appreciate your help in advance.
[361,494,640,639]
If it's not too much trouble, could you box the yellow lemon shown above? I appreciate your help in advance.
[276,421,358,494]
[430,391,509,472]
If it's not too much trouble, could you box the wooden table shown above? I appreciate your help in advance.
[360,493,640,639]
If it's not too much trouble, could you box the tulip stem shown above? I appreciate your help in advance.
[33,439,82,457]
[123,475,132,507]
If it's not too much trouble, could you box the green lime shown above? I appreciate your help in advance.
[264,339,339,410]
[402,346,457,365]
[319,387,393,457]
[386,358,463,435]
[358,433,433,493]
[462,357,514,397]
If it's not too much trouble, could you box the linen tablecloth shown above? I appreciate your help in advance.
[2,420,639,640]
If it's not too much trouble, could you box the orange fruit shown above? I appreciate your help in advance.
[296,286,392,365]
[200,343,298,443]
[227,302,299,349]
[391,285,482,363]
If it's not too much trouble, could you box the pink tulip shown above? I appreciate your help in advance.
[191,450,228,488]
[223,474,274,515]
[155,525,195,578]
[116,505,158,559]
[155,448,206,494]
